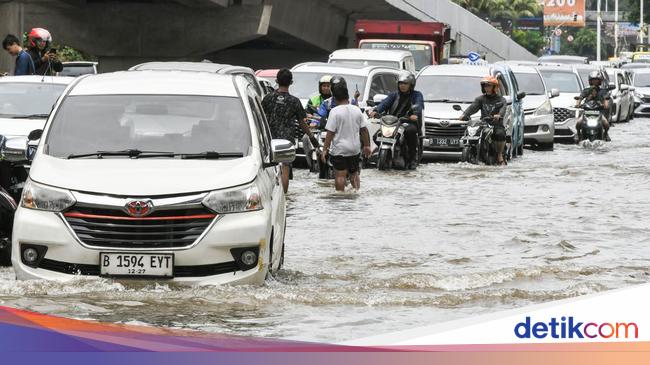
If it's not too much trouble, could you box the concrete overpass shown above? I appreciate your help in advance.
[0,0,535,74]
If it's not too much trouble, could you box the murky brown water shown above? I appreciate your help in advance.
[1,120,649,342]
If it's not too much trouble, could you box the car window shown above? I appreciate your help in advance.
[508,70,519,94]
[238,73,264,97]
[248,94,271,161]
[496,74,509,96]
[539,70,582,93]
[617,73,625,86]
[0,82,67,118]
[514,72,545,95]
[369,74,385,99]
[382,73,398,94]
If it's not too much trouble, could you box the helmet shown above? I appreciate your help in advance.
[588,70,603,84]
[319,75,332,85]
[330,76,349,100]
[27,28,52,49]
[480,76,499,93]
[398,71,416,89]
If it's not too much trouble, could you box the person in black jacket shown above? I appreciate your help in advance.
[460,76,508,165]
[26,28,63,76]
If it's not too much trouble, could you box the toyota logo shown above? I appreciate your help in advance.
[439,120,451,127]
[124,200,154,217]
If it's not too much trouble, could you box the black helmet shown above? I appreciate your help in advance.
[331,76,349,100]
[588,70,603,84]
[398,71,416,90]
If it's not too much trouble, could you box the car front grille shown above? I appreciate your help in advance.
[553,107,573,124]
[524,126,538,133]
[424,122,466,138]
[63,207,216,249]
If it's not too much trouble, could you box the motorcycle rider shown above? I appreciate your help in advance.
[369,70,424,170]
[306,75,332,114]
[459,76,508,166]
[575,70,610,142]
[25,28,63,76]
[317,76,361,119]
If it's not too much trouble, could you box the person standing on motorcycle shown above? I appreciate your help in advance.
[369,71,424,170]
[306,75,332,115]
[459,76,508,166]
[322,77,372,192]
[575,71,610,142]
[262,68,320,194]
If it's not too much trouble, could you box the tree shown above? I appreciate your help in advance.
[512,29,546,55]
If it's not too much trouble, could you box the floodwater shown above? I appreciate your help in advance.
[1,120,649,343]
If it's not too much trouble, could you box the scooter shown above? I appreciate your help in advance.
[302,115,334,179]
[454,104,506,166]
[372,105,421,171]
[574,97,606,142]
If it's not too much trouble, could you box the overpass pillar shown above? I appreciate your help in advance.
[0,2,25,74]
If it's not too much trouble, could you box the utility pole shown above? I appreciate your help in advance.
[642,0,645,44]
[615,0,619,57]
[597,0,602,61]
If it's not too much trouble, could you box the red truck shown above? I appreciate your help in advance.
[355,19,451,71]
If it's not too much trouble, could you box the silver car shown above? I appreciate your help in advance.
[537,66,584,142]
[511,65,556,150]
[606,68,635,123]
[632,68,650,117]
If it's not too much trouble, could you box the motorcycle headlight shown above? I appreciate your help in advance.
[467,126,480,137]
[21,180,76,212]
[586,118,598,127]
[534,99,552,116]
[381,126,397,137]
[202,183,263,214]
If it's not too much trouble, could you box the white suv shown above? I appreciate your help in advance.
[12,71,295,285]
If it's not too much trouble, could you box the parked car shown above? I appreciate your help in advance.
[632,68,650,117]
[621,63,650,70]
[605,68,635,123]
[60,61,98,77]
[129,61,267,98]
[538,55,589,65]
[328,49,416,73]
[511,65,556,150]
[255,69,278,90]
[11,70,295,285]
[537,65,584,142]
[416,63,526,160]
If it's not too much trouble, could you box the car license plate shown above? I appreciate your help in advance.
[377,137,396,143]
[430,138,460,146]
[100,252,174,278]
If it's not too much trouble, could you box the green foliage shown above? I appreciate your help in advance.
[512,29,546,55]
[54,45,96,62]
[452,0,542,22]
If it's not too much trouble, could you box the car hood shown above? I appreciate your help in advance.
[522,95,548,110]
[0,117,47,139]
[549,93,579,108]
[634,86,650,96]
[29,154,260,196]
[423,102,475,120]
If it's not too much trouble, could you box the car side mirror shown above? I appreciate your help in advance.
[28,129,43,141]
[1,136,29,162]
[549,88,560,98]
[269,139,296,166]
[517,91,526,100]
[608,83,616,91]
[504,95,513,105]
[373,94,388,105]
[620,84,630,91]
[629,86,636,91]
[452,104,463,111]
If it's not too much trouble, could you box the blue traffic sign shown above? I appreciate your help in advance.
[468,52,481,62]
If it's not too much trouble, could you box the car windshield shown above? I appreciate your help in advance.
[290,72,367,100]
[514,72,546,95]
[0,82,67,118]
[418,75,482,103]
[330,59,400,69]
[45,95,252,158]
[60,65,95,77]
[538,70,581,93]
[361,42,432,71]
[634,73,650,87]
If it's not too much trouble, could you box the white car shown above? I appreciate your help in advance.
[511,65,556,150]
[11,71,295,285]
[632,68,650,117]
[537,66,584,142]
[60,61,98,77]
[0,76,73,139]
[606,68,635,123]
[328,49,416,73]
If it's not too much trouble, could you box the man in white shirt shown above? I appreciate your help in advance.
[321,76,372,192]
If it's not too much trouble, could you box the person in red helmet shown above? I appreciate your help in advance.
[26,28,63,76]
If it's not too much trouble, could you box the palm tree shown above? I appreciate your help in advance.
[452,0,493,19]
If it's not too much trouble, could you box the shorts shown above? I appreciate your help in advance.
[492,125,506,142]
[330,154,360,174]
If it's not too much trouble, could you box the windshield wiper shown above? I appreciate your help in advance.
[180,151,244,160]
[67,149,175,159]
[11,114,50,119]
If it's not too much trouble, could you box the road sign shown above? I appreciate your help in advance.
[543,0,586,27]
[468,52,481,62]
[567,35,574,42]
[555,28,563,37]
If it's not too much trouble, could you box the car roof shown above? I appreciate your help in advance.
[291,62,396,75]
[129,61,254,75]
[538,55,588,62]
[0,75,74,85]
[509,65,539,74]
[329,48,412,61]
[418,64,492,77]
[536,65,578,73]
[631,67,650,74]
[68,71,239,97]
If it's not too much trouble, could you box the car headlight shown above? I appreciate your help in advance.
[586,118,599,127]
[21,180,76,212]
[634,91,643,99]
[202,183,263,214]
[467,126,480,137]
[534,99,552,116]
[381,126,397,137]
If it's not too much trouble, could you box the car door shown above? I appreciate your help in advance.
[507,68,525,150]
[616,72,629,117]
[493,70,514,137]
[246,87,284,265]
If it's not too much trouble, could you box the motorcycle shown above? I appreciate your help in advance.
[302,115,333,179]
[454,104,506,166]
[0,131,38,266]
[372,105,421,171]
[574,97,606,142]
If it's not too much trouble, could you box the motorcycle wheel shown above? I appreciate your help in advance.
[378,149,391,171]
